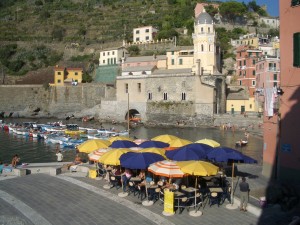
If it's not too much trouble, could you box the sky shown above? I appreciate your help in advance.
[220,0,279,17]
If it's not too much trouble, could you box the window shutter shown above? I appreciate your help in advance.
[294,33,300,67]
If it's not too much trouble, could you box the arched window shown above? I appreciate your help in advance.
[208,27,210,33]
[201,27,204,33]
[163,93,168,100]
[181,93,186,101]
[201,44,204,52]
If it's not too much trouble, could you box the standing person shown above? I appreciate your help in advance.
[239,177,250,212]
[56,150,63,162]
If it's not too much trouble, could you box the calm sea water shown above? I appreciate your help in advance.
[0,118,263,165]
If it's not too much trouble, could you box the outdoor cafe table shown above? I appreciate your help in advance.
[206,181,215,187]
[174,191,186,209]
[182,187,197,197]
[209,187,223,193]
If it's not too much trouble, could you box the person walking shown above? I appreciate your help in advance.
[56,150,63,162]
[239,177,250,212]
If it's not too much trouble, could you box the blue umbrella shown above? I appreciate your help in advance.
[207,147,257,163]
[110,140,138,148]
[139,140,169,148]
[166,143,212,161]
[120,152,165,170]
[206,146,257,205]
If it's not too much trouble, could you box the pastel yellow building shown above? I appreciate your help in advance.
[166,46,194,69]
[226,86,257,114]
[51,66,83,86]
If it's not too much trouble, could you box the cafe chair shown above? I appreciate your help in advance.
[209,192,220,207]
[221,186,231,204]
[137,185,146,200]
[128,181,138,196]
[178,197,189,214]
[152,187,161,203]
[110,175,121,190]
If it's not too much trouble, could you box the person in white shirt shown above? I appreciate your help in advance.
[56,151,63,162]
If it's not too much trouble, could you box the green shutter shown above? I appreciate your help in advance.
[294,33,300,67]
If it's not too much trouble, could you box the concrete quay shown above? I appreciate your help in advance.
[0,163,295,225]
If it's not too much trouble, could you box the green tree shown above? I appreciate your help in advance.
[219,1,247,23]
[204,5,218,18]
[156,29,178,40]
[51,26,65,41]
[257,8,268,16]
[82,72,93,83]
[127,45,140,56]
[268,28,280,38]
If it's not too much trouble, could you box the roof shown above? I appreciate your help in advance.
[122,65,156,72]
[166,46,194,51]
[195,11,213,24]
[152,68,192,75]
[66,68,83,71]
[124,55,166,63]
[54,67,65,71]
[227,86,249,100]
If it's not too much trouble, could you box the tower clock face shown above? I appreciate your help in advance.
[208,37,212,43]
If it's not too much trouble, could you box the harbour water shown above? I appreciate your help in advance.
[0,118,263,165]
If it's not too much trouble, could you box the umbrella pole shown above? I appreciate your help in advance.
[194,177,197,212]
[231,162,234,205]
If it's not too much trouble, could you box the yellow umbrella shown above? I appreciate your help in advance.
[195,139,220,148]
[176,160,219,176]
[77,139,111,153]
[139,148,167,158]
[109,136,133,143]
[99,148,131,166]
[168,138,192,148]
[151,134,179,144]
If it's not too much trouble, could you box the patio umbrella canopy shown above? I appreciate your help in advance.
[139,140,169,148]
[168,138,192,148]
[139,148,167,158]
[166,143,212,161]
[77,139,111,153]
[99,148,131,166]
[151,134,179,144]
[148,160,185,178]
[109,136,133,143]
[120,152,165,170]
[207,147,257,163]
[176,160,219,176]
[195,139,221,148]
[110,140,138,148]
[88,148,111,162]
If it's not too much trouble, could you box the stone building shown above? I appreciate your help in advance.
[115,9,225,125]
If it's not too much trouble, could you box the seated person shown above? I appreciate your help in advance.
[73,154,82,165]
[162,179,179,191]
[137,170,146,187]
[121,168,132,192]
[11,154,20,168]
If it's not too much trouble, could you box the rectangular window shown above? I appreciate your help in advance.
[103,60,105,64]
[75,72,78,75]
[244,60,246,65]
[250,104,252,109]
[179,59,183,65]
[125,83,128,93]
[171,51,174,55]
[291,0,300,6]
[145,29,149,33]
[239,80,242,85]
[274,74,277,80]
[252,80,256,86]
[239,61,242,66]
[138,83,141,92]
[239,71,242,76]
[252,59,255,65]
[148,93,152,100]
[146,36,149,40]
[181,92,186,100]
[136,37,140,42]
[112,51,115,55]
[75,80,78,82]
[114,58,116,64]
[136,30,139,34]
[252,70,255,75]
[108,52,110,56]
[171,59,175,65]
[293,32,300,67]
[163,93,168,100]
[256,52,259,57]
[57,79,61,83]
[58,72,61,75]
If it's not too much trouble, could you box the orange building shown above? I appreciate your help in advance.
[262,0,300,184]
[52,66,83,86]
[236,45,262,97]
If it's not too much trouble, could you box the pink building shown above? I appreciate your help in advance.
[255,56,280,111]
[262,0,300,184]
[236,45,262,97]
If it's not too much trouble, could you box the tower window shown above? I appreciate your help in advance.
[163,93,168,100]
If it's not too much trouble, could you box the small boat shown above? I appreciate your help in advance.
[236,140,248,147]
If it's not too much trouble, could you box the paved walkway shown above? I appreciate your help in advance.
[0,172,261,225]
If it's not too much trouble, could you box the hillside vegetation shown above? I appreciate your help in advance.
[0,0,273,79]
